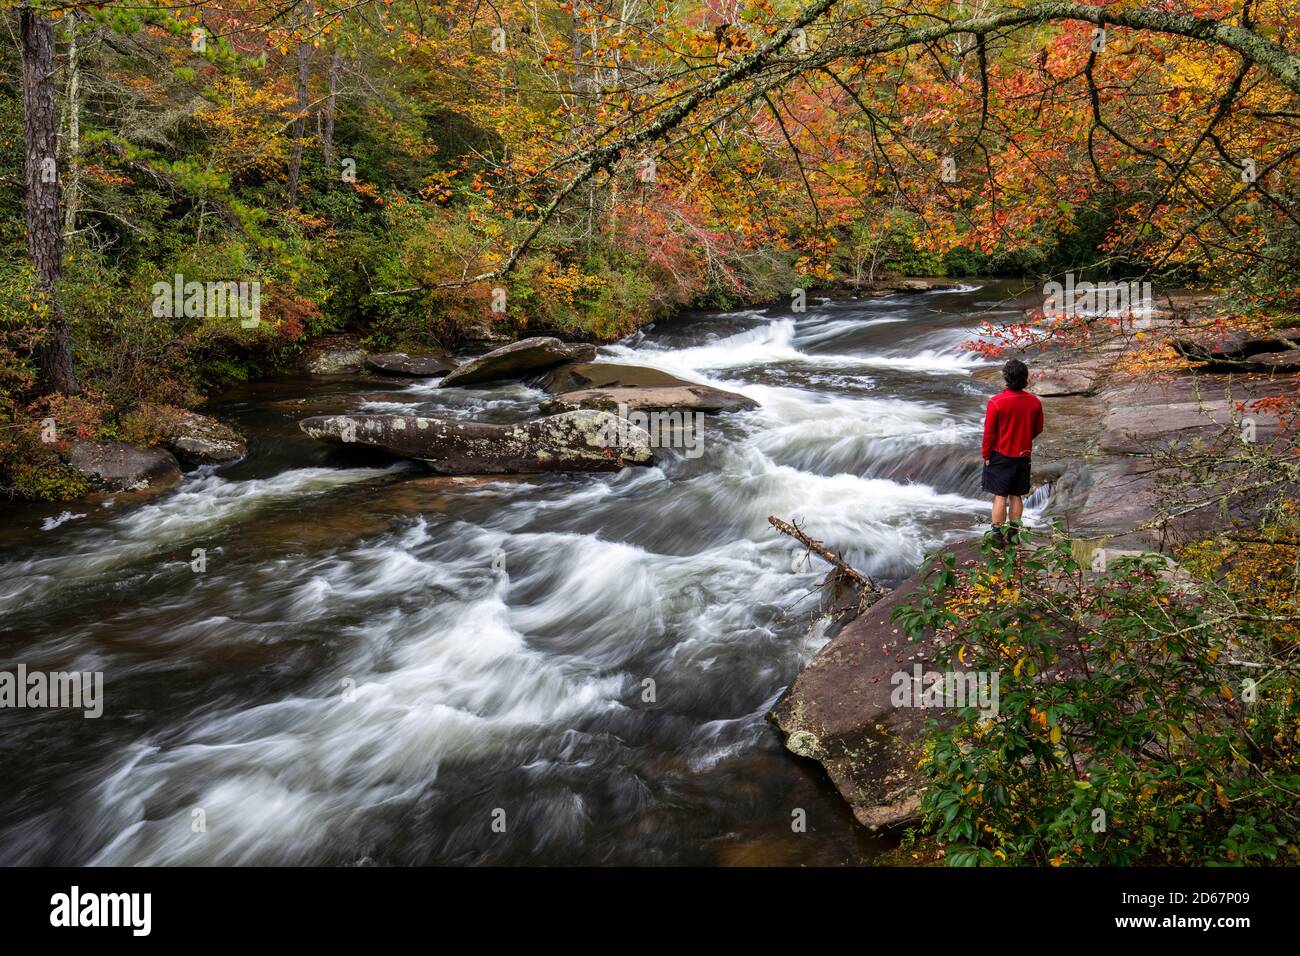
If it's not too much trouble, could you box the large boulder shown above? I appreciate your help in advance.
[298,410,654,474]
[975,356,1107,398]
[363,352,454,377]
[67,441,182,493]
[305,347,367,374]
[535,361,693,394]
[867,277,960,294]
[540,383,758,415]
[769,541,981,830]
[1028,362,1105,397]
[439,337,598,388]
[126,404,246,466]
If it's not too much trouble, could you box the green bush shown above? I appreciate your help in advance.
[893,531,1300,866]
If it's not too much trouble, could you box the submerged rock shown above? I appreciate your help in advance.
[363,352,454,377]
[66,441,182,494]
[298,410,654,474]
[540,383,757,415]
[440,337,598,388]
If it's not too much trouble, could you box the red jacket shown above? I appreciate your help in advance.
[982,388,1044,460]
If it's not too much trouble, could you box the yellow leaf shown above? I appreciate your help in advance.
[1050,725,1062,744]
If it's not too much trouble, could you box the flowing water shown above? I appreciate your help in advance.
[0,281,1044,865]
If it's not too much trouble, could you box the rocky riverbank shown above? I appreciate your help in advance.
[38,279,977,504]
[769,291,1300,833]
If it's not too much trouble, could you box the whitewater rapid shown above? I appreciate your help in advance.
[0,283,1043,865]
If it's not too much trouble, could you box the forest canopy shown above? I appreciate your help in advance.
[1,0,1298,497]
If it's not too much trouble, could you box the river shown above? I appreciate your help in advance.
[0,280,1045,864]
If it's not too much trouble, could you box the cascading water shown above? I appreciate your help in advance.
[0,281,1043,865]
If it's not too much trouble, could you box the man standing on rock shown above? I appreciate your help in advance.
[981,359,1043,548]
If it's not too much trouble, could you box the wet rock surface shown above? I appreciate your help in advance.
[66,440,182,494]
[144,406,247,466]
[535,361,698,393]
[440,337,598,388]
[770,541,982,830]
[298,410,655,474]
[540,383,758,414]
[363,352,455,377]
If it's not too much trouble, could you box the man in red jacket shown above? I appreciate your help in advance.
[981,359,1044,548]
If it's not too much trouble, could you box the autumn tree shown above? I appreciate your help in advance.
[19,1,76,395]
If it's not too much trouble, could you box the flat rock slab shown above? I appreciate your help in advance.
[67,441,182,494]
[363,352,454,377]
[769,541,982,830]
[1100,400,1282,454]
[298,410,654,474]
[1170,327,1300,361]
[266,395,363,417]
[1056,456,1284,547]
[1249,350,1300,372]
[440,337,598,388]
[540,383,758,415]
[536,361,692,394]
[975,354,1109,397]
[1101,373,1295,408]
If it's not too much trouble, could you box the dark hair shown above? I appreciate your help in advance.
[1003,359,1029,391]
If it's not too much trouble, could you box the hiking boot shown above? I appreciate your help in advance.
[988,526,1007,550]
[1006,523,1022,546]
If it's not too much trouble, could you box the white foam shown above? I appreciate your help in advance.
[40,511,86,531]
[604,319,979,379]
[0,466,399,609]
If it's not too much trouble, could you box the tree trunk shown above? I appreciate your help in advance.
[22,5,77,396]
[322,48,340,170]
[286,10,312,203]
[62,12,81,237]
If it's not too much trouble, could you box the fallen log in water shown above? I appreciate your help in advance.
[767,514,886,606]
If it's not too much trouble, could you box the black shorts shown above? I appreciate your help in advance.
[982,451,1031,497]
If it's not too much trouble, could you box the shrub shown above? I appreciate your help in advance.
[893,529,1300,866]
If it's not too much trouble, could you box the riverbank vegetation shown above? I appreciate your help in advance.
[896,523,1300,866]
